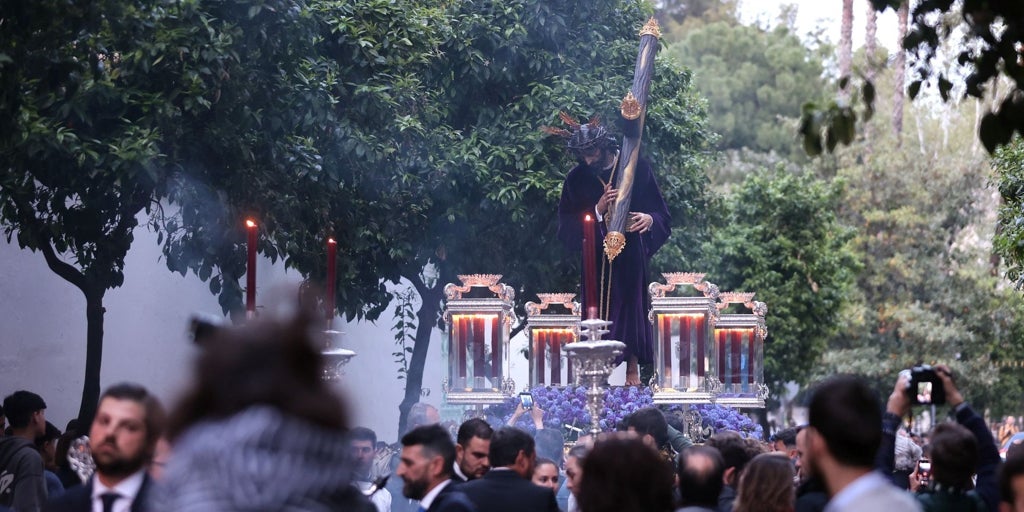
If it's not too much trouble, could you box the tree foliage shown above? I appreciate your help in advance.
[700,168,858,392]
[803,0,1024,155]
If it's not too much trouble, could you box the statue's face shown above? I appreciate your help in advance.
[579,147,603,166]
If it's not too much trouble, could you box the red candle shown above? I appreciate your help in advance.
[245,219,257,317]
[326,238,337,327]
[536,330,547,385]
[490,315,501,382]
[660,315,672,385]
[582,214,598,319]
[695,315,706,378]
[680,315,691,382]
[731,330,743,385]
[551,330,563,386]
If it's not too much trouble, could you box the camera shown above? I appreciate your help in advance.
[519,392,534,410]
[908,365,946,406]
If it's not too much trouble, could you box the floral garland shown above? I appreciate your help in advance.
[486,386,762,441]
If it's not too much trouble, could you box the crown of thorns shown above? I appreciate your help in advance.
[541,112,617,152]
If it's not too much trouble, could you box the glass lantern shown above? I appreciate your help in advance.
[442,274,516,404]
[648,273,721,404]
[525,293,580,387]
[714,292,769,408]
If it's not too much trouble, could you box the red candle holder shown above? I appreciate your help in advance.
[442,275,516,405]
[525,293,581,387]
[714,293,768,408]
[648,273,721,404]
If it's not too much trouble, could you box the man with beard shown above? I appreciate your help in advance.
[801,376,919,512]
[551,114,671,386]
[396,425,476,512]
[46,383,164,512]
[460,427,560,512]
[349,427,392,512]
[453,419,492,483]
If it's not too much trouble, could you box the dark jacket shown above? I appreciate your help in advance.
[460,469,559,512]
[716,484,736,512]
[427,482,477,512]
[0,436,47,512]
[44,474,152,512]
[795,476,828,512]
[878,403,1000,512]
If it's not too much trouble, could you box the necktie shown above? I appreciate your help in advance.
[100,492,121,512]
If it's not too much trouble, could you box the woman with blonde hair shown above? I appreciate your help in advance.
[733,452,795,512]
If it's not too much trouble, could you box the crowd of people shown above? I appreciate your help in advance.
[2,311,1024,512]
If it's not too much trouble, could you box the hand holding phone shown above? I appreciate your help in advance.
[519,392,534,410]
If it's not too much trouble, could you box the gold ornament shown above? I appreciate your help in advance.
[620,91,641,120]
[639,17,661,39]
[604,231,626,261]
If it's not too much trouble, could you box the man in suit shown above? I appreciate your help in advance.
[396,424,476,512]
[452,419,492,483]
[460,427,560,512]
[801,376,920,512]
[46,383,165,512]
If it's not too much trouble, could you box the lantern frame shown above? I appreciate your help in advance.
[525,293,580,388]
[714,293,769,408]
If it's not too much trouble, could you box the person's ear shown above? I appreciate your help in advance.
[455,443,465,462]
[723,466,736,485]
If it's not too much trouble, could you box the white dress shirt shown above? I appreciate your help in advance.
[91,470,145,512]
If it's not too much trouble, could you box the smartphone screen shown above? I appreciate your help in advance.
[519,392,534,409]
[916,382,933,405]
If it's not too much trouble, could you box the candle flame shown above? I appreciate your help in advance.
[585,214,592,221]
[245,219,257,228]
[328,238,336,245]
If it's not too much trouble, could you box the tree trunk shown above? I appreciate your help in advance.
[839,0,854,101]
[397,273,444,436]
[76,287,106,435]
[864,1,878,152]
[893,0,909,145]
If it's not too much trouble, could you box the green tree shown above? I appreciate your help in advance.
[700,168,858,392]
[665,20,827,158]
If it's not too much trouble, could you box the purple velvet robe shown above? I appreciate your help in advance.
[557,157,671,364]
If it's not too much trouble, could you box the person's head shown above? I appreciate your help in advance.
[542,112,618,167]
[398,424,455,500]
[677,446,725,508]
[565,444,588,497]
[34,421,61,470]
[999,452,1024,512]
[707,431,756,486]
[2,390,46,438]
[489,427,536,478]
[349,426,378,477]
[929,422,979,489]
[532,457,560,493]
[576,435,674,512]
[795,426,809,477]
[733,453,796,512]
[167,309,348,440]
[1009,417,1018,426]
[771,427,798,455]
[804,376,881,479]
[455,418,492,480]
[90,382,166,484]
[625,407,670,450]
[407,402,441,433]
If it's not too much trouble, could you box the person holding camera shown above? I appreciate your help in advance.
[880,364,1000,512]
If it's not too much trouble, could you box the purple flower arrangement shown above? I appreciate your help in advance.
[485,386,762,441]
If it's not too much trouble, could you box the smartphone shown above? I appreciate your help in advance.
[519,392,534,410]
[918,459,931,486]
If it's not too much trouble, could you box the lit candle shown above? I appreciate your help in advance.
[582,214,598,319]
[245,219,257,317]
[326,238,337,327]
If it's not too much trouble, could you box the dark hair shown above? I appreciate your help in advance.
[401,424,455,477]
[808,375,881,468]
[489,427,535,468]
[577,435,674,512]
[349,426,377,445]
[733,453,795,512]
[707,431,756,476]
[999,451,1024,504]
[677,446,725,508]
[101,382,166,450]
[929,422,978,489]
[626,408,670,448]
[771,427,798,448]
[35,421,61,445]
[535,428,566,466]
[2,391,46,429]
[167,310,347,440]
[456,418,493,446]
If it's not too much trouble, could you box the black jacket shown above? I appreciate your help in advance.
[44,474,152,512]
[427,482,477,512]
[460,469,559,512]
